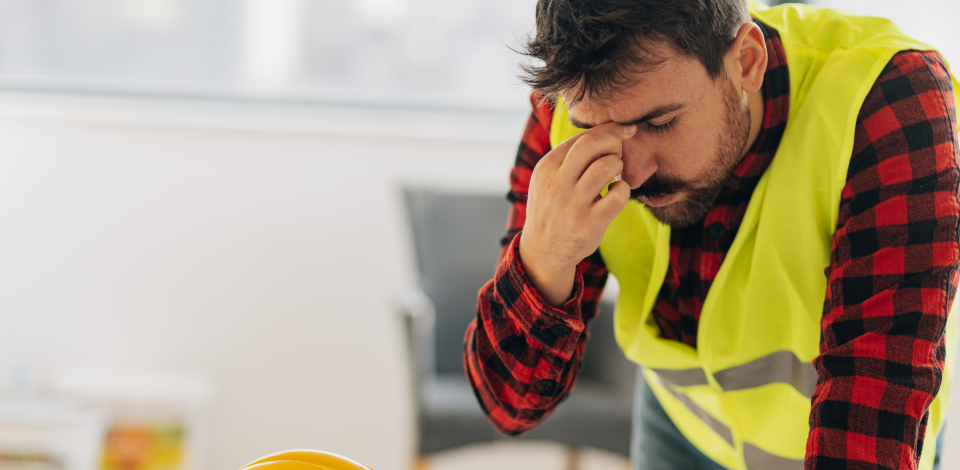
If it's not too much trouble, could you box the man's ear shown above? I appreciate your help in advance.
[727,22,767,94]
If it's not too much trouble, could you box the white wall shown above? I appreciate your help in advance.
[0,91,524,470]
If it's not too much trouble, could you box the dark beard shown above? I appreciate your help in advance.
[632,76,752,228]
[631,171,729,228]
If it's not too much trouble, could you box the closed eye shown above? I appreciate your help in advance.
[646,118,678,134]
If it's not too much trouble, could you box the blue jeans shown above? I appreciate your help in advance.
[630,372,944,470]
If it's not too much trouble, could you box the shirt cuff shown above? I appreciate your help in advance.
[496,232,586,357]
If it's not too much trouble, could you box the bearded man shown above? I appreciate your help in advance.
[463,1,960,469]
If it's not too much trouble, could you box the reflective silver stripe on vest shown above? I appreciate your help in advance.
[651,351,819,398]
[663,386,734,445]
[713,350,819,398]
[651,367,709,387]
[743,443,803,470]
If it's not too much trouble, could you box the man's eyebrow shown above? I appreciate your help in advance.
[569,103,686,130]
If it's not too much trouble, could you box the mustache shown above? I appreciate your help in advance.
[630,172,688,200]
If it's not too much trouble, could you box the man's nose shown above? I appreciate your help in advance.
[620,135,658,189]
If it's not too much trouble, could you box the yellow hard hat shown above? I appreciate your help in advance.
[240,450,373,470]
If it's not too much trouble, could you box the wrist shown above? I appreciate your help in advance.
[518,234,578,307]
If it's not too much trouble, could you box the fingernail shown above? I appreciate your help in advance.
[623,124,637,134]
[615,173,622,182]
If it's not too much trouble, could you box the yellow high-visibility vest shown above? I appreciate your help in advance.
[549,3,960,469]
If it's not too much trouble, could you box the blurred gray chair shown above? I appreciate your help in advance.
[400,187,635,456]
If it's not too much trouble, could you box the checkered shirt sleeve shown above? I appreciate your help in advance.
[808,51,960,469]
[462,93,609,435]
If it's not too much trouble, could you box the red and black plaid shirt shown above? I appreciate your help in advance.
[464,20,960,470]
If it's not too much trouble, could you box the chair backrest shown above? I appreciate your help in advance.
[403,188,510,377]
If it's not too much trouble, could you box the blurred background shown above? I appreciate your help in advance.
[0,1,957,470]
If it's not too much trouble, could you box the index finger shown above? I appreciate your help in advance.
[547,121,637,163]
[555,122,636,182]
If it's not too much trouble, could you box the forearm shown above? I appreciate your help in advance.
[463,235,608,434]
[808,267,957,469]
[806,50,960,469]
[463,90,617,433]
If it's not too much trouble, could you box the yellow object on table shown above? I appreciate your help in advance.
[240,450,373,470]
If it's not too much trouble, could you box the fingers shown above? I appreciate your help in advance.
[593,180,631,220]
[558,124,636,184]
[523,122,634,272]
[559,133,622,184]
[541,122,635,167]
[575,153,623,205]
[532,121,635,225]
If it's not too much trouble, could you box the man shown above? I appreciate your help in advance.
[463,1,960,469]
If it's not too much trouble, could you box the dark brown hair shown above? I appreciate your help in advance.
[521,0,750,104]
